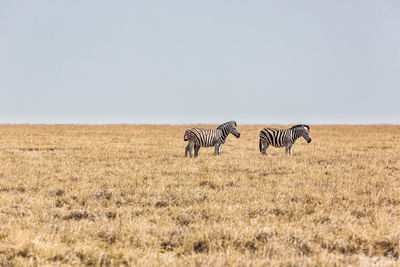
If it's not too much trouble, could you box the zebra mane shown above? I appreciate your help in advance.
[217,121,237,129]
[290,124,309,130]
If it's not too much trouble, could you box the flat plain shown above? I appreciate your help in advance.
[0,124,399,266]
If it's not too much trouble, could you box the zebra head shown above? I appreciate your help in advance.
[217,121,240,138]
[301,125,311,143]
[291,124,311,143]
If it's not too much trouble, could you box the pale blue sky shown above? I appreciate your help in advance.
[1,1,399,124]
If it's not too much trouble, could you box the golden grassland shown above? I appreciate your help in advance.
[0,124,399,266]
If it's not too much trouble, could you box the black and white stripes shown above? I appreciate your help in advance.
[183,123,311,157]
[259,125,311,155]
[184,121,240,158]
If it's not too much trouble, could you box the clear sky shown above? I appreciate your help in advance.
[1,1,399,124]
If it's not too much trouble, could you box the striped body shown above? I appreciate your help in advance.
[184,128,224,147]
[184,121,240,158]
[259,125,311,155]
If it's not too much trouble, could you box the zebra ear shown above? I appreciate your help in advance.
[233,121,237,126]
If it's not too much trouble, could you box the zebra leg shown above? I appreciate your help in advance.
[261,142,268,155]
[214,143,222,155]
[185,143,190,157]
[188,143,193,158]
[285,145,289,155]
[194,144,200,158]
[289,144,293,156]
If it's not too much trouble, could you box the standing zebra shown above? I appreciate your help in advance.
[184,121,240,158]
[259,125,311,155]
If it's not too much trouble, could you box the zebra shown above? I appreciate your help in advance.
[259,125,311,155]
[184,121,240,158]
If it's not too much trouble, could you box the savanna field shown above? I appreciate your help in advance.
[0,124,399,266]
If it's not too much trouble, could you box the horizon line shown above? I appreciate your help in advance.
[0,122,399,126]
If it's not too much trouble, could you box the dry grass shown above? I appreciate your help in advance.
[0,124,399,266]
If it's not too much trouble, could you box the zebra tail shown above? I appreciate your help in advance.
[259,138,262,152]
[184,130,189,141]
